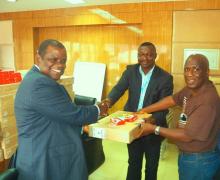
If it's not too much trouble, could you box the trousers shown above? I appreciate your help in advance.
[126,136,161,180]
[178,149,220,180]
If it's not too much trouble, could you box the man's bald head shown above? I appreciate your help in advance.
[185,54,209,72]
[184,54,209,93]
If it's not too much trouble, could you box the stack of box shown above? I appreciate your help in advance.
[58,76,74,100]
[0,76,74,161]
[0,83,20,161]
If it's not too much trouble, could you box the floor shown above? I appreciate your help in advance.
[89,139,179,180]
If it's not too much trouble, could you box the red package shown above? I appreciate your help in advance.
[123,115,137,122]
[110,118,126,125]
[110,114,137,126]
[0,71,22,84]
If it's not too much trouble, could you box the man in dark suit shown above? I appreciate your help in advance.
[103,42,173,180]
[14,39,107,180]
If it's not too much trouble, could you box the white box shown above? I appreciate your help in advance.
[89,111,151,144]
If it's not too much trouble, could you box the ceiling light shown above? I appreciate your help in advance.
[7,0,17,2]
[64,0,85,4]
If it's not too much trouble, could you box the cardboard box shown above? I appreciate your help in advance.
[0,94,15,119]
[0,125,17,138]
[0,83,19,95]
[0,115,16,128]
[64,84,74,100]
[58,76,74,100]
[88,111,152,144]
[1,135,18,149]
[58,76,73,86]
[0,148,4,162]
[2,144,17,159]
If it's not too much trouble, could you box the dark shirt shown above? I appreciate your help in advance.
[173,81,220,152]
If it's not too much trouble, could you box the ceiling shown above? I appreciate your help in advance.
[0,0,186,13]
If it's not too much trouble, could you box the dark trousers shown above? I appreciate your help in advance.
[126,136,161,180]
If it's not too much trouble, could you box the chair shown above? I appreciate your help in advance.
[0,168,18,180]
[81,133,105,174]
[74,95,105,175]
[74,95,96,106]
[160,106,181,160]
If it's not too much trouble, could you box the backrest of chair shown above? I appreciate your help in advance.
[0,168,18,180]
[74,94,105,174]
[74,95,96,106]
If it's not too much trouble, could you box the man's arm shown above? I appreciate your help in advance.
[139,96,176,114]
[31,78,99,126]
[137,123,193,142]
[107,69,129,106]
[139,74,174,127]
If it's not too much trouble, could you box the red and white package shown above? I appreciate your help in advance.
[110,118,126,125]
[110,114,137,126]
[123,114,137,122]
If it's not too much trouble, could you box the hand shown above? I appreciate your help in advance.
[143,117,156,124]
[133,112,155,124]
[135,109,145,114]
[101,98,112,108]
[133,122,155,139]
[141,122,155,136]
[97,101,109,116]
[82,125,89,134]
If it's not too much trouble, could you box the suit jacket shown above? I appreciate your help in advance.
[14,66,99,180]
[108,64,173,140]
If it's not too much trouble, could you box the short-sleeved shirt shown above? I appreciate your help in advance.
[173,81,220,152]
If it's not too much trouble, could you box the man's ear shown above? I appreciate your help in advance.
[36,53,41,64]
[207,69,210,76]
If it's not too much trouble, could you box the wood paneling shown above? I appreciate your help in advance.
[13,20,34,70]
[172,10,220,91]
[172,42,220,75]
[172,9,220,72]
[111,3,142,13]
[173,10,220,43]
[142,11,173,72]
[173,0,220,10]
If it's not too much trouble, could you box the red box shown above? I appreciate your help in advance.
[0,71,22,85]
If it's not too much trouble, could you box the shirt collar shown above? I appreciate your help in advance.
[34,64,40,71]
[188,80,214,97]
[139,65,155,76]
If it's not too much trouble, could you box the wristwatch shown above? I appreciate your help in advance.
[154,126,160,135]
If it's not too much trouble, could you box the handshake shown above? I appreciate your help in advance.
[97,98,112,117]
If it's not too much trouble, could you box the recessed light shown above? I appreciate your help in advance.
[64,0,85,4]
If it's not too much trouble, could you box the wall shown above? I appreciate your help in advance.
[172,10,220,93]
[0,20,14,69]
[0,0,220,111]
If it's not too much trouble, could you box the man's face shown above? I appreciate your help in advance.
[37,45,67,81]
[138,45,156,73]
[184,57,208,91]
